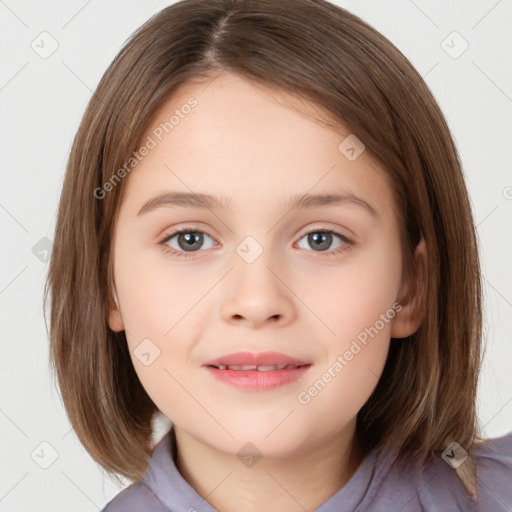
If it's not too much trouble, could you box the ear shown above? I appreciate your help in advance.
[391,237,427,339]
[108,288,125,332]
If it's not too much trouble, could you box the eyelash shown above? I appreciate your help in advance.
[157,225,353,260]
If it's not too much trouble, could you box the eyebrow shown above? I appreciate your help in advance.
[136,191,378,217]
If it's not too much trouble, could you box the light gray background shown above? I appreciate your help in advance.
[1,1,511,510]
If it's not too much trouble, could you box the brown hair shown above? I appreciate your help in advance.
[43,0,484,498]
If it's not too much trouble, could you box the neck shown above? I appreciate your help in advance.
[172,424,363,512]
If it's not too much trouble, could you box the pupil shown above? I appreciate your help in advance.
[309,232,331,251]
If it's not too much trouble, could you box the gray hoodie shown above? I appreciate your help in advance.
[102,428,512,511]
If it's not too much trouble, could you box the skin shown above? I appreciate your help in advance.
[108,72,426,512]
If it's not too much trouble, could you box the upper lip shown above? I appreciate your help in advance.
[203,351,311,367]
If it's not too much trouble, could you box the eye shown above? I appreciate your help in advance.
[158,227,216,259]
[296,229,352,255]
[158,226,353,260]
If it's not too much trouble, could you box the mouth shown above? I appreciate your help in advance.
[208,363,311,371]
[202,350,311,368]
[202,352,313,391]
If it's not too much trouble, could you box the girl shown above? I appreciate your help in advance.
[44,0,512,510]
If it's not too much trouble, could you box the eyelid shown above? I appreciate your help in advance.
[158,223,353,244]
[295,223,354,243]
[158,224,215,243]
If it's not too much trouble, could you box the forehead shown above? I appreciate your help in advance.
[119,72,396,218]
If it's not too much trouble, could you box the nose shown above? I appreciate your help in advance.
[220,254,296,329]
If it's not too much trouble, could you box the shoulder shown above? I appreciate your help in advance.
[417,431,512,512]
[101,480,167,512]
[364,432,512,511]
[471,430,512,510]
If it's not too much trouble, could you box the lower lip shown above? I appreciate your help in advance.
[204,365,312,391]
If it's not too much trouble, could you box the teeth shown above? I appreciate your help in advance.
[256,365,278,371]
[216,364,300,371]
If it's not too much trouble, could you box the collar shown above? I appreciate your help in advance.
[143,427,391,512]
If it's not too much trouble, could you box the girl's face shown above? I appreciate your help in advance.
[109,72,421,457]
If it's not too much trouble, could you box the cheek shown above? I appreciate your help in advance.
[115,241,209,340]
[115,265,199,423]
[309,238,402,408]
[113,245,212,407]
[301,237,402,345]
[295,261,401,427]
